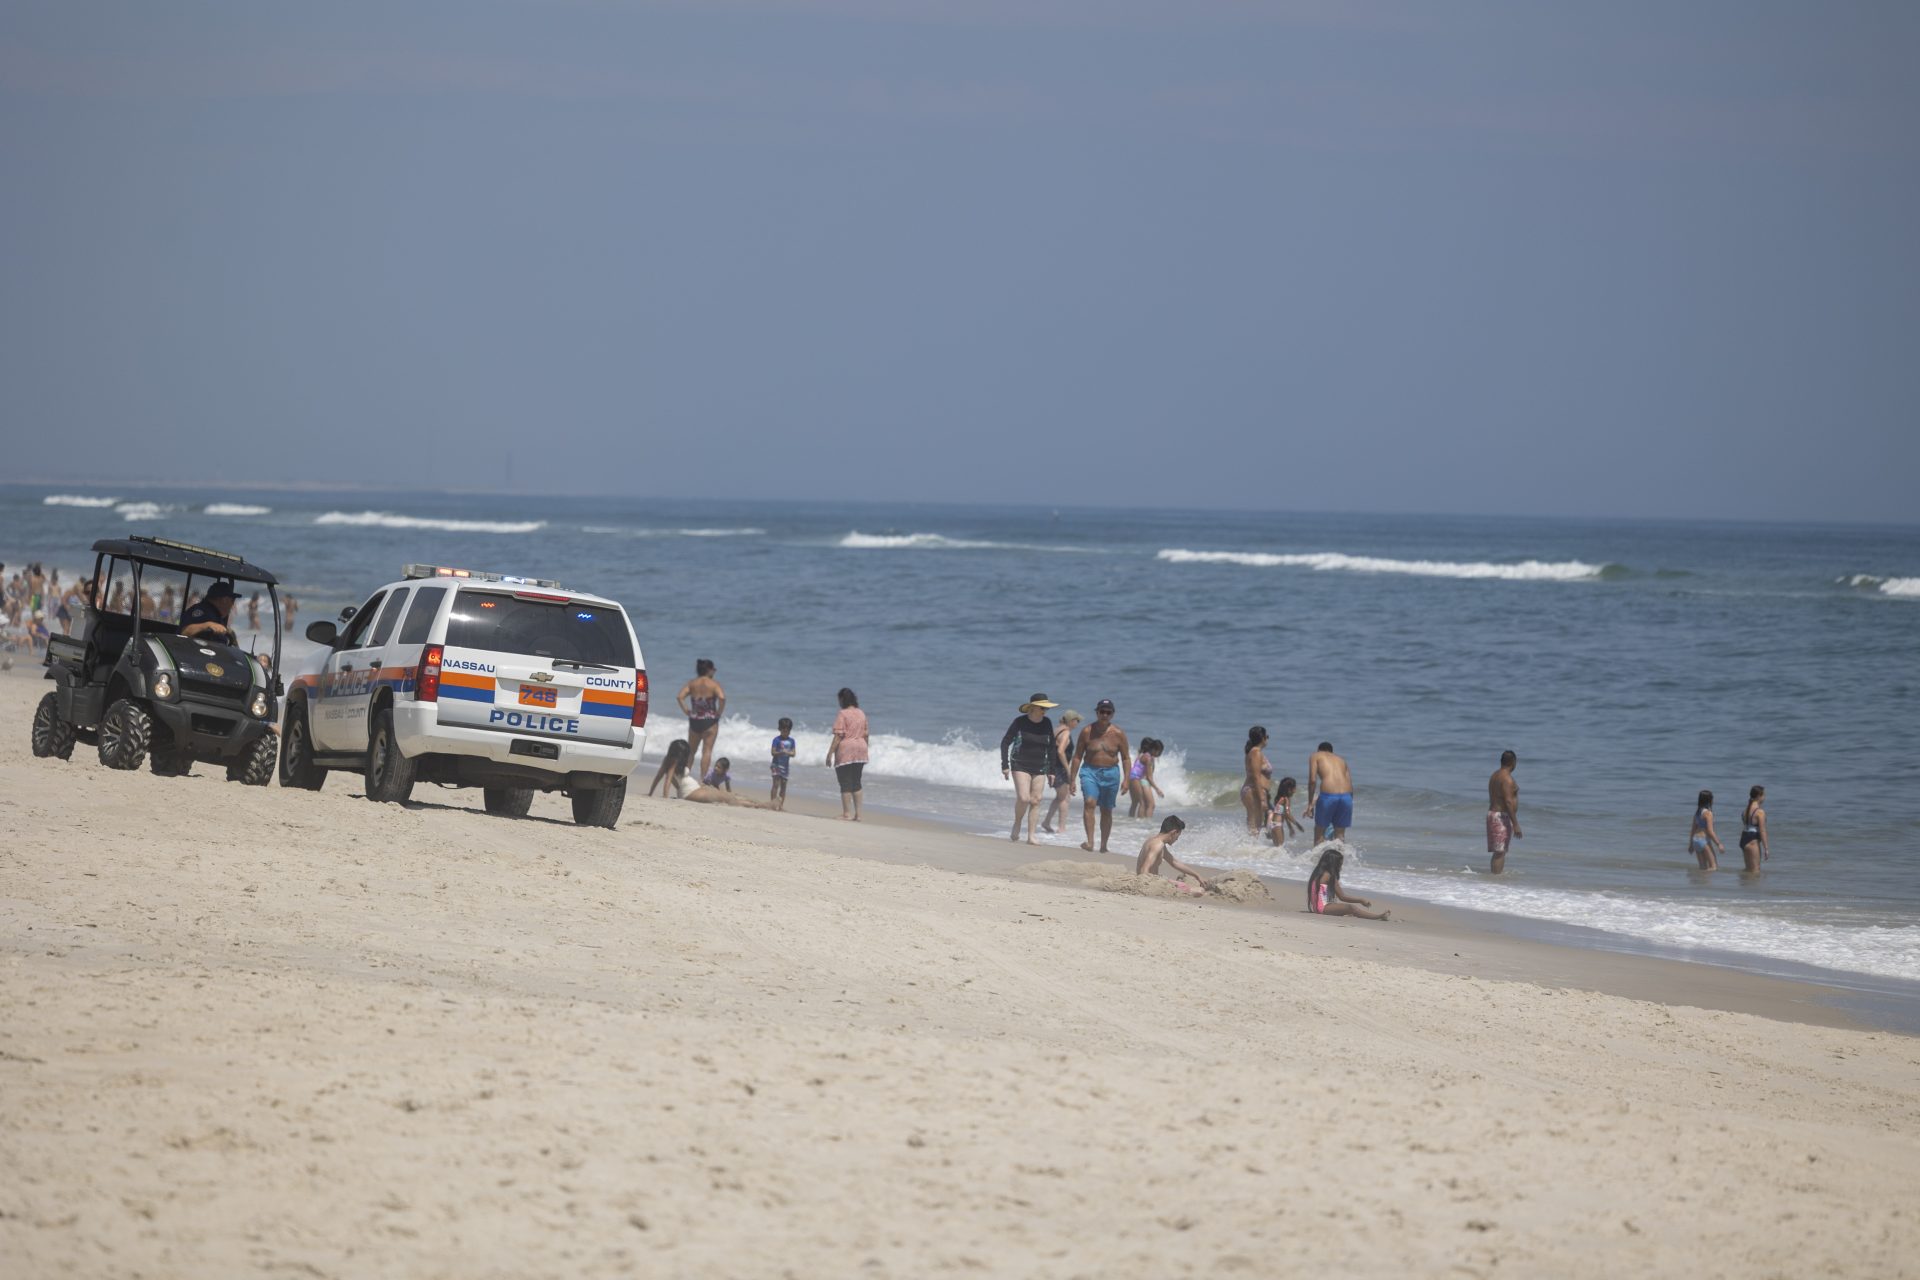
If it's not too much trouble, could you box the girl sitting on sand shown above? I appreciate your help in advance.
[1127,739,1165,819]
[1304,848,1389,920]
[1268,776,1305,847]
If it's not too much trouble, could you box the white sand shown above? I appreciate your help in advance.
[2,674,1916,1278]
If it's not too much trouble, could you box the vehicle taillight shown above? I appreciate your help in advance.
[418,643,443,702]
[631,670,649,727]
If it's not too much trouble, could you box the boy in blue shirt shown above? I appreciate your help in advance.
[769,718,796,810]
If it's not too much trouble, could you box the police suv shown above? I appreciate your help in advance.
[281,565,648,827]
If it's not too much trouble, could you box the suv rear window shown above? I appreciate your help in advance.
[445,590,634,667]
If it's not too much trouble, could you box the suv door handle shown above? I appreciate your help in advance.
[340,663,355,671]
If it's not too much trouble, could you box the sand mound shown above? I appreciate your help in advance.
[1018,861,1270,903]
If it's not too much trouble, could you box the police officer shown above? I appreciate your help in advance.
[180,581,242,645]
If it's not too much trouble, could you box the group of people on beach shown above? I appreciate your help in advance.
[646,660,872,821]
[1,562,296,660]
[634,658,1775,901]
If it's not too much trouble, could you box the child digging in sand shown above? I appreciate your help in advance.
[1304,848,1389,920]
[1135,816,1214,894]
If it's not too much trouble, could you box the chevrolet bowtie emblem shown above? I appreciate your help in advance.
[530,671,554,683]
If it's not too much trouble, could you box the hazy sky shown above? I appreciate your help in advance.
[2,2,1915,522]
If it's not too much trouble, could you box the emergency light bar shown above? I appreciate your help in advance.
[403,564,568,591]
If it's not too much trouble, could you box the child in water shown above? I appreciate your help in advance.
[769,719,796,810]
[1268,776,1305,847]
[1304,848,1389,920]
[1127,739,1165,818]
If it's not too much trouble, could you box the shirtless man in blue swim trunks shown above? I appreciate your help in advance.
[1306,741,1354,845]
[1069,698,1133,854]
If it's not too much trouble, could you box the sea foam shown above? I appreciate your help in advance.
[205,503,272,516]
[315,510,546,534]
[42,494,120,508]
[117,501,180,521]
[1157,548,1609,581]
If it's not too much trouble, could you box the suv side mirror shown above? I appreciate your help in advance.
[305,620,338,646]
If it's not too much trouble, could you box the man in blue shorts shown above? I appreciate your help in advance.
[1306,741,1354,845]
[1068,698,1133,854]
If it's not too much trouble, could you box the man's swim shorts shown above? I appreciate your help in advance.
[1486,809,1513,854]
[1314,792,1353,830]
[1080,765,1121,811]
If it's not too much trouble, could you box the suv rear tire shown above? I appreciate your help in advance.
[98,698,153,771]
[279,701,327,791]
[365,707,416,803]
[483,787,535,818]
[571,778,626,829]
[31,692,76,760]
[227,733,278,786]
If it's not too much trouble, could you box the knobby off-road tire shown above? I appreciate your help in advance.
[365,707,417,804]
[148,722,193,777]
[227,732,278,786]
[31,692,76,760]
[98,698,153,771]
[483,787,535,818]
[278,701,327,791]
[571,778,626,829]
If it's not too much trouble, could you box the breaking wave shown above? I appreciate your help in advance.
[117,501,182,521]
[42,494,120,508]
[1840,573,1920,599]
[1156,548,1612,582]
[838,531,1086,553]
[204,503,272,516]
[315,510,546,534]
[580,526,766,538]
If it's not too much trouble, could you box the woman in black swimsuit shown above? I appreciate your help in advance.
[999,694,1060,845]
[1739,785,1770,873]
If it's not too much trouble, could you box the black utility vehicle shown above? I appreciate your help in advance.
[31,536,283,783]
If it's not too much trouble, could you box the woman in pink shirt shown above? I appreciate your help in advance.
[826,686,870,821]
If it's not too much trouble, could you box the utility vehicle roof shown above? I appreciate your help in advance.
[90,536,279,585]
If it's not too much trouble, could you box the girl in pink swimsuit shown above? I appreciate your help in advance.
[1305,849,1390,921]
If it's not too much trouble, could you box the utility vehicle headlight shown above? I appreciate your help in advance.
[152,672,174,700]
[249,691,270,719]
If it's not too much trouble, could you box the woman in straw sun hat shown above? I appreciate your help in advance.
[999,693,1062,845]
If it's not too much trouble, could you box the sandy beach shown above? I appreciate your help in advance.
[2,670,1916,1279]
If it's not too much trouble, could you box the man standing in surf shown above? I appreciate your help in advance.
[1069,699,1133,854]
[1306,741,1354,845]
[1486,750,1522,874]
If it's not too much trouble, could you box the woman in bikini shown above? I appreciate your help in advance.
[1689,789,1725,870]
[1241,726,1274,835]
[1305,848,1390,920]
[1739,785,1770,873]
[677,659,726,780]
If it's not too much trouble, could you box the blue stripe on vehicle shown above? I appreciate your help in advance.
[579,702,629,718]
[439,684,494,703]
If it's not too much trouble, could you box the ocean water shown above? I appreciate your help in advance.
[6,484,1918,986]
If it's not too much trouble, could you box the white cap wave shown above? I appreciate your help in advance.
[1157,548,1607,582]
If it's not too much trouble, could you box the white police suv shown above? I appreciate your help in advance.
[280,564,648,827]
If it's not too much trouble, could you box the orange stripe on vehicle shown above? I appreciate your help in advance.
[582,689,634,706]
[440,671,495,690]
